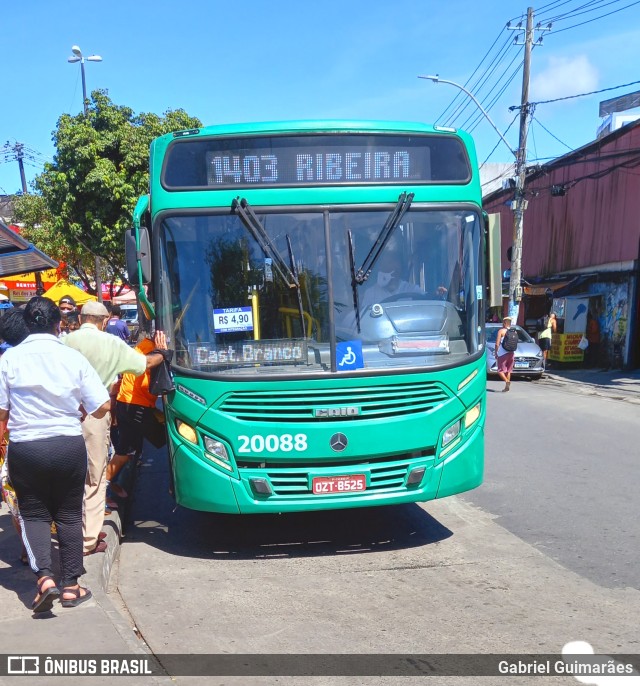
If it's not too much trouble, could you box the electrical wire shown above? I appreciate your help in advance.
[527,79,640,106]
[479,113,520,168]
[530,116,575,151]
[435,27,511,124]
[551,0,640,33]
[466,58,524,133]
[538,0,617,22]
[519,0,574,18]
[442,34,516,127]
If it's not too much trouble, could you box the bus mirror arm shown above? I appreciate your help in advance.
[128,194,155,319]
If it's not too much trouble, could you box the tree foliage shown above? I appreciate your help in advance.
[14,90,201,292]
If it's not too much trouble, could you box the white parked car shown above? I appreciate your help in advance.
[485,323,545,380]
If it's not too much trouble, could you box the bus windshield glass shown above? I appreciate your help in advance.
[157,207,483,376]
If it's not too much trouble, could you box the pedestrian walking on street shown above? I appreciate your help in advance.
[64,301,168,556]
[0,297,110,613]
[494,316,517,392]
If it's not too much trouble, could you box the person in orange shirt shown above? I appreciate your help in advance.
[106,332,167,496]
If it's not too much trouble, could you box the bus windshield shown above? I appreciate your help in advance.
[157,206,483,376]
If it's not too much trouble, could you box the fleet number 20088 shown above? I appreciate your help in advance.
[237,434,308,453]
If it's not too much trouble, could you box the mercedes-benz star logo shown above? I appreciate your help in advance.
[330,433,348,452]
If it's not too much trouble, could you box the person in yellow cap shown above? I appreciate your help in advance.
[64,300,169,556]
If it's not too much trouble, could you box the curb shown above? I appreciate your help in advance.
[540,372,640,404]
[79,468,175,684]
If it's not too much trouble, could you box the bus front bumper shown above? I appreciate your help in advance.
[170,423,483,514]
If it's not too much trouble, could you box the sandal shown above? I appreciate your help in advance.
[109,483,128,499]
[32,576,60,613]
[61,586,93,608]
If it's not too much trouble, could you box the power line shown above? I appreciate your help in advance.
[442,34,516,126]
[466,58,524,133]
[435,27,510,124]
[451,40,518,128]
[538,0,617,22]
[530,116,575,150]
[551,0,640,33]
[479,113,520,168]
[523,78,640,107]
[518,0,577,19]
[460,47,523,129]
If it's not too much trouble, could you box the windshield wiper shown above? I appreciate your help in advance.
[285,234,307,338]
[348,229,362,333]
[232,197,299,288]
[353,192,414,285]
[233,198,307,337]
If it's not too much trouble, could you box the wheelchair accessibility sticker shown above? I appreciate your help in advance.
[336,340,363,370]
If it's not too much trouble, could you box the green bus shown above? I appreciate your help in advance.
[126,120,490,514]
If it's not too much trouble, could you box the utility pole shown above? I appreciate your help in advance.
[507,7,535,322]
[12,143,45,295]
[15,143,28,196]
[506,8,550,322]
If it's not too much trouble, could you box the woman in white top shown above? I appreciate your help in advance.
[0,297,110,613]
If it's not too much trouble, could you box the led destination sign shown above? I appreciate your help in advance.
[163,134,470,189]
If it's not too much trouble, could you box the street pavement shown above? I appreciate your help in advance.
[0,365,638,684]
[0,476,172,685]
[539,365,640,404]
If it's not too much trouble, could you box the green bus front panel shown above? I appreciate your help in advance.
[165,361,485,514]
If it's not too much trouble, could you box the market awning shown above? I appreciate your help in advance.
[523,279,577,296]
[0,221,58,278]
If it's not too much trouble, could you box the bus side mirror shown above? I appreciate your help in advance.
[125,227,152,286]
[485,213,502,308]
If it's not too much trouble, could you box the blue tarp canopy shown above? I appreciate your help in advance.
[0,221,58,277]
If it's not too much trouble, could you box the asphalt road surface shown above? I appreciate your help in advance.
[113,376,640,684]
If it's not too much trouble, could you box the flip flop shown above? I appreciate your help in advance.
[32,577,60,613]
[61,586,93,608]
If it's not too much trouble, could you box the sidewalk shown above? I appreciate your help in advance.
[0,475,172,685]
[539,365,640,404]
[2,366,638,684]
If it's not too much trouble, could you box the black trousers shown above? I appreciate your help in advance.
[8,434,87,587]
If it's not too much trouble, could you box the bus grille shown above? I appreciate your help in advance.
[242,457,425,496]
[218,382,450,422]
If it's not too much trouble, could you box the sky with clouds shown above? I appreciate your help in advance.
[1,0,639,195]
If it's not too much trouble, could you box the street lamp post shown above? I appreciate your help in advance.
[419,74,522,319]
[68,45,104,302]
[418,75,517,159]
[68,45,102,117]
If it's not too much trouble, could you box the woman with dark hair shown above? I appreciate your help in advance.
[0,296,110,613]
[0,308,31,563]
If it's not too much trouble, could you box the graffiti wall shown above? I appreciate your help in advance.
[588,279,630,368]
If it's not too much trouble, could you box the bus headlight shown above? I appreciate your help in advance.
[464,402,481,428]
[442,420,461,447]
[176,419,197,444]
[203,436,230,463]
